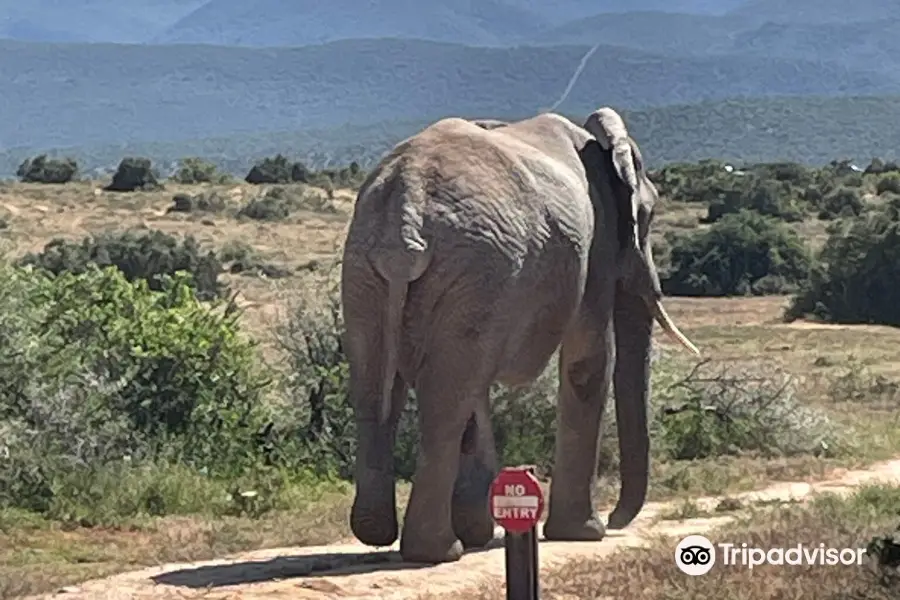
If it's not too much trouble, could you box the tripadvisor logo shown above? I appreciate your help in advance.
[675,535,716,576]
[674,534,868,575]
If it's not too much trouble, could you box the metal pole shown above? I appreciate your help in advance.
[504,528,539,600]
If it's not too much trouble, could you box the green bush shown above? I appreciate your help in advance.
[219,240,293,279]
[237,185,335,220]
[245,154,295,184]
[0,266,272,514]
[653,362,844,461]
[16,154,78,184]
[648,159,732,203]
[787,197,900,325]
[17,229,223,301]
[168,191,227,214]
[105,157,161,191]
[170,157,231,184]
[704,177,805,223]
[876,174,900,195]
[817,186,865,220]
[663,210,812,296]
[237,187,297,221]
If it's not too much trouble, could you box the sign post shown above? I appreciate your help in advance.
[489,466,545,600]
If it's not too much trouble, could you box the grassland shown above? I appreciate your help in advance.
[1,179,900,598]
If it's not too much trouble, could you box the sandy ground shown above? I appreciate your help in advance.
[30,458,900,600]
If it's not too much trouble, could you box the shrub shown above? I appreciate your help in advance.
[876,174,900,195]
[663,210,812,296]
[105,157,161,191]
[746,162,817,188]
[16,155,78,184]
[245,154,294,184]
[653,361,844,461]
[170,157,230,184]
[235,186,333,220]
[817,186,865,220]
[0,265,271,513]
[219,240,293,279]
[18,229,223,300]
[787,197,900,325]
[704,177,805,223]
[168,191,227,214]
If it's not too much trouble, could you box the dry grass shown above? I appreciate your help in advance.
[0,485,365,599]
[500,484,900,599]
[1,181,900,597]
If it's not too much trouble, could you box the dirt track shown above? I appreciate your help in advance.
[29,458,900,600]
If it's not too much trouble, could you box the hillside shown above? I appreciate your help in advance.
[2,37,896,153]
[154,0,751,46]
[0,0,205,43]
[537,13,900,71]
[0,0,751,45]
[728,0,900,24]
[5,95,900,178]
[534,12,744,53]
[151,0,546,47]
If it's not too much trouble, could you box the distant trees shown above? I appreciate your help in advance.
[16,155,78,183]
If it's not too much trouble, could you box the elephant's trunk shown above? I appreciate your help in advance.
[606,286,652,529]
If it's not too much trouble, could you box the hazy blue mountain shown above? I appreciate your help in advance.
[151,0,752,47]
[2,37,896,152]
[533,11,744,53]
[151,0,546,47]
[536,12,900,72]
[727,0,900,24]
[0,0,205,43]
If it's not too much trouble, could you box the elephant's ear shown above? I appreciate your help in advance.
[583,107,640,249]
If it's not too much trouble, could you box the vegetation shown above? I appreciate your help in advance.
[18,229,224,301]
[170,157,232,185]
[787,196,900,326]
[2,150,900,596]
[662,210,812,296]
[104,157,161,192]
[15,154,79,184]
[6,95,900,182]
[503,484,900,600]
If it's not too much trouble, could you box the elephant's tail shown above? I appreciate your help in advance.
[371,243,430,425]
[378,277,407,424]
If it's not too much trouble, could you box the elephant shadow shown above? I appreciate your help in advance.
[151,537,506,588]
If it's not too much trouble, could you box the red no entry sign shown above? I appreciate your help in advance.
[489,466,545,533]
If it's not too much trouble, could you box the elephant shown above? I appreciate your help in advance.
[339,107,699,564]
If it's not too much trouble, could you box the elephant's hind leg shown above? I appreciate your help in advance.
[452,399,498,549]
[400,350,490,563]
[350,372,407,547]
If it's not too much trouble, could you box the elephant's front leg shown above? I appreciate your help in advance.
[351,372,407,547]
[543,304,615,541]
[452,401,498,549]
[400,355,482,563]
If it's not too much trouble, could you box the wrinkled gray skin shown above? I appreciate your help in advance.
[340,108,699,564]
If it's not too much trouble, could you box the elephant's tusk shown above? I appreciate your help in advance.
[652,299,700,356]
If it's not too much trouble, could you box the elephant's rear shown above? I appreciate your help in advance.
[343,116,594,386]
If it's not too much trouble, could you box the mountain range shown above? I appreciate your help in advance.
[1,0,849,46]
[2,0,899,173]
[3,36,896,153]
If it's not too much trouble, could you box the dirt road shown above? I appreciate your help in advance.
[31,459,900,600]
